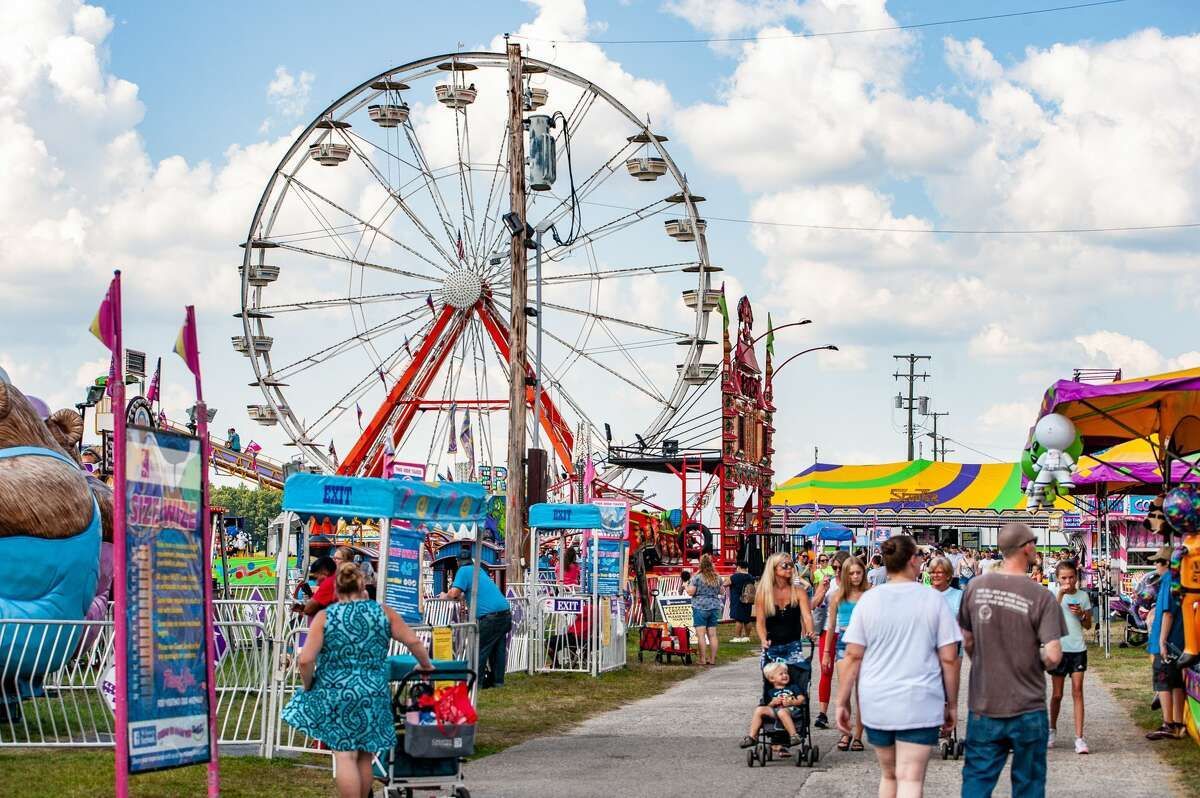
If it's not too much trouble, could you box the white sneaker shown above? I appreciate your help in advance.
[1047,729,1056,748]
[1075,737,1089,755]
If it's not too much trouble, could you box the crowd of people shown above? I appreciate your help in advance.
[726,524,1125,797]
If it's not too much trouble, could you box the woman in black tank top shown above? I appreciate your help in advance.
[754,552,815,666]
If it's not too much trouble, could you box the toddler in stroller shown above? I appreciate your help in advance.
[740,660,820,767]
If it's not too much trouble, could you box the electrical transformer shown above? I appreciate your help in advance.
[526,114,557,191]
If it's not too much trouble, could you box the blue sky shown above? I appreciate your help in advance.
[103,1,1198,167]
[6,0,1200,486]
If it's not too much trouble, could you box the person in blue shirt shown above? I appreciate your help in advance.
[1146,547,1188,740]
[226,427,241,452]
[440,554,511,688]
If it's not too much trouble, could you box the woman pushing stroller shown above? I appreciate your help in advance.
[741,552,816,757]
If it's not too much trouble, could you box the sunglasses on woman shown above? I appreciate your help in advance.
[778,561,795,570]
[817,557,828,563]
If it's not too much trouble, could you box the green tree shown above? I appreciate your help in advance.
[210,484,282,552]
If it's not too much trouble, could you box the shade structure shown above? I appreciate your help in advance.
[1034,366,1200,457]
[774,460,1070,513]
[1073,435,1200,491]
[795,519,853,541]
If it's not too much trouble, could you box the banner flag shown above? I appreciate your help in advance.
[90,275,119,350]
[172,313,200,378]
[716,282,729,330]
[146,357,161,403]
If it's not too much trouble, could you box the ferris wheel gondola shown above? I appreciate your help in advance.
[237,51,721,483]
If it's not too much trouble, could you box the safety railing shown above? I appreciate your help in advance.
[0,618,269,749]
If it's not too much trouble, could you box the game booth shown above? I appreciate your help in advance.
[269,473,489,792]
[527,502,629,676]
[1028,367,1200,745]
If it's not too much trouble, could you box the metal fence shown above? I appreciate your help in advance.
[0,585,620,758]
[0,617,269,749]
[529,585,627,676]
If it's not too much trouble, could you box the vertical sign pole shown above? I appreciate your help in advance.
[186,306,221,798]
[504,37,529,588]
[111,271,129,798]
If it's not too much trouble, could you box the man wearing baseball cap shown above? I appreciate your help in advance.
[958,523,1066,797]
[1146,545,1187,740]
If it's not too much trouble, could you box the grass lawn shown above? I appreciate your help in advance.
[1,624,756,796]
[1089,632,1200,788]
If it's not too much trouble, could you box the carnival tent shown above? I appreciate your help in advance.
[1034,366,1200,457]
[794,519,853,541]
[1073,435,1200,491]
[773,460,1061,513]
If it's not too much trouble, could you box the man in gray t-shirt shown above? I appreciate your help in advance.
[958,523,1065,798]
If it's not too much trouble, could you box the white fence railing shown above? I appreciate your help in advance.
[0,585,620,756]
[0,618,270,749]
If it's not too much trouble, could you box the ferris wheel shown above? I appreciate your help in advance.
[237,51,721,481]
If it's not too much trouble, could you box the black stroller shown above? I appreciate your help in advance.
[746,639,820,768]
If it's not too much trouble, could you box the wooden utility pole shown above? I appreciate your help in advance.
[504,39,529,585]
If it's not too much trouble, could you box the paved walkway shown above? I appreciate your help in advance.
[468,650,1183,797]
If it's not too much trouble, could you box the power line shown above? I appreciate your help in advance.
[512,1,1126,45]
[943,435,1009,463]
[581,200,1200,237]
[702,216,1200,236]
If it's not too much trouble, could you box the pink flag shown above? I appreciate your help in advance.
[105,353,118,399]
[382,443,396,478]
[426,293,436,315]
[173,310,201,378]
[245,440,262,471]
[583,458,596,502]
[456,230,465,261]
[355,402,363,430]
[146,357,161,403]
[89,275,119,351]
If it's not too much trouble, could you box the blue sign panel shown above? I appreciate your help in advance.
[529,503,603,530]
[124,427,211,773]
[385,522,424,624]
[282,473,395,519]
[590,538,625,596]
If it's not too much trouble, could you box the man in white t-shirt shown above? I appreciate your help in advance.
[838,535,962,798]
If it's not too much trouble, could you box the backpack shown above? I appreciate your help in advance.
[740,579,757,605]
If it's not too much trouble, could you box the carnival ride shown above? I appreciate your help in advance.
[235,51,718,495]
[609,293,778,572]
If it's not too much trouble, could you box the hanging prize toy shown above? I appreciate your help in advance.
[1162,485,1200,667]
[1025,414,1079,510]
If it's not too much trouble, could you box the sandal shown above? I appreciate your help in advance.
[739,735,756,749]
[837,735,851,751]
[1146,724,1175,741]
[850,738,865,751]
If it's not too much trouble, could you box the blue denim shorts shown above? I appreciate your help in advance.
[693,606,720,628]
[864,726,941,748]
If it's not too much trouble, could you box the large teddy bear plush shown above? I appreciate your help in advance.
[0,379,101,718]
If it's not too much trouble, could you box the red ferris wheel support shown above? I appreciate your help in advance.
[337,298,575,478]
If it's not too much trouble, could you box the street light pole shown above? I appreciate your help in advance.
[768,345,839,384]
[750,319,812,346]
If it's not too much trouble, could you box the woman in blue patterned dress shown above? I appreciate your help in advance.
[283,562,434,798]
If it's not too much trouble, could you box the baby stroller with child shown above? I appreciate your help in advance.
[744,638,820,768]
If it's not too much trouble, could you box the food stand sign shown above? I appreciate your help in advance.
[123,427,211,773]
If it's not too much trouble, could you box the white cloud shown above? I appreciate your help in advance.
[1073,331,1200,376]
[979,401,1036,430]
[816,344,866,371]
[266,66,314,118]
[968,323,1047,359]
